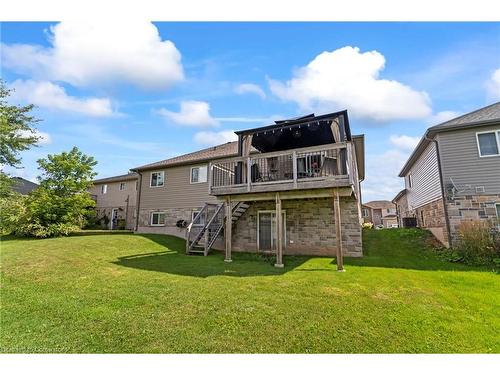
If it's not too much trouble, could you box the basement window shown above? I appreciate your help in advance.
[151,212,166,226]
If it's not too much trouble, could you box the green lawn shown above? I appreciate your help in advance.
[1,229,499,353]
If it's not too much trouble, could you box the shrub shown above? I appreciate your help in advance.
[362,222,374,229]
[0,193,27,235]
[455,220,500,265]
[16,222,80,238]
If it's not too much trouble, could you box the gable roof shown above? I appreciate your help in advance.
[391,189,407,204]
[399,102,500,177]
[11,177,38,195]
[131,142,240,171]
[93,172,139,184]
[363,200,395,209]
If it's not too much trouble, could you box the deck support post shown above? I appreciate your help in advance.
[224,197,233,262]
[274,192,284,268]
[333,189,345,271]
[333,190,345,272]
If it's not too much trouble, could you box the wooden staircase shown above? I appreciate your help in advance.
[186,202,249,256]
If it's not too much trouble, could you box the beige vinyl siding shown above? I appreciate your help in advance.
[405,142,442,210]
[437,124,500,195]
[91,180,137,208]
[139,164,217,210]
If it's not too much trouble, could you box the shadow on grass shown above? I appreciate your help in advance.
[112,233,308,278]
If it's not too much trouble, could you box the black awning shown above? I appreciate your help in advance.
[251,119,335,153]
[235,110,351,154]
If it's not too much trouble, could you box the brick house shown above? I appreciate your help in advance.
[398,102,500,247]
[361,200,398,228]
[130,111,365,269]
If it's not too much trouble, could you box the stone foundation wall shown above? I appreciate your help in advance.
[135,197,363,257]
[411,198,449,247]
[446,194,500,246]
[232,197,362,257]
[136,206,200,238]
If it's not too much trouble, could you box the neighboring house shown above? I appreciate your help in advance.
[362,200,398,228]
[131,111,365,269]
[90,173,139,230]
[10,177,38,195]
[392,189,412,228]
[398,102,500,247]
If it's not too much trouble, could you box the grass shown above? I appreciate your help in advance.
[1,229,499,353]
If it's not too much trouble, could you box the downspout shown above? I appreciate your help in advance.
[134,171,143,232]
[426,135,453,247]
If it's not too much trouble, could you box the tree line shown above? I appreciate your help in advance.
[0,80,98,237]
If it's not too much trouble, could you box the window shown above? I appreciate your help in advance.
[150,212,166,226]
[496,203,500,219]
[362,208,369,217]
[101,184,107,194]
[191,210,205,226]
[190,165,208,183]
[408,174,413,188]
[150,171,164,187]
[476,131,500,157]
[119,182,126,191]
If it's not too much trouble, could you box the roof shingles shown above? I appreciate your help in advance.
[131,142,239,171]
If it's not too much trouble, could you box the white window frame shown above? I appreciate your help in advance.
[257,210,287,251]
[408,174,413,189]
[190,165,208,184]
[150,171,165,187]
[101,184,107,194]
[119,182,126,191]
[476,130,500,158]
[496,203,500,219]
[150,211,166,226]
[191,210,205,226]
[362,208,369,217]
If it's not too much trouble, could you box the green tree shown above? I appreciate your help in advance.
[0,79,40,197]
[16,147,98,238]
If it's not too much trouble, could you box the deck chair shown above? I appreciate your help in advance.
[319,156,338,176]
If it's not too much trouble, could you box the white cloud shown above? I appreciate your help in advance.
[193,130,238,146]
[486,68,500,101]
[269,46,432,122]
[17,129,52,145]
[427,110,461,125]
[234,83,266,99]
[362,149,409,202]
[389,135,420,152]
[10,80,115,117]
[2,20,184,90]
[156,100,219,127]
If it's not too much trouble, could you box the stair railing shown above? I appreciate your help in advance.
[186,204,209,253]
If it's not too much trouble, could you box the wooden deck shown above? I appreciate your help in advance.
[209,142,355,196]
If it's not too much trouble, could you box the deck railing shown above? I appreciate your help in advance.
[209,142,351,195]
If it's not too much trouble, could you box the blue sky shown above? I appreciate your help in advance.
[1,22,499,202]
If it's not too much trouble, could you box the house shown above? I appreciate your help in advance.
[392,189,414,228]
[90,173,139,230]
[361,200,398,228]
[131,111,365,269]
[398,102,500,247]
[10,177,38,195]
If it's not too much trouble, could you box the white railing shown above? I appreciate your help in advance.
[210,142,349,193]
